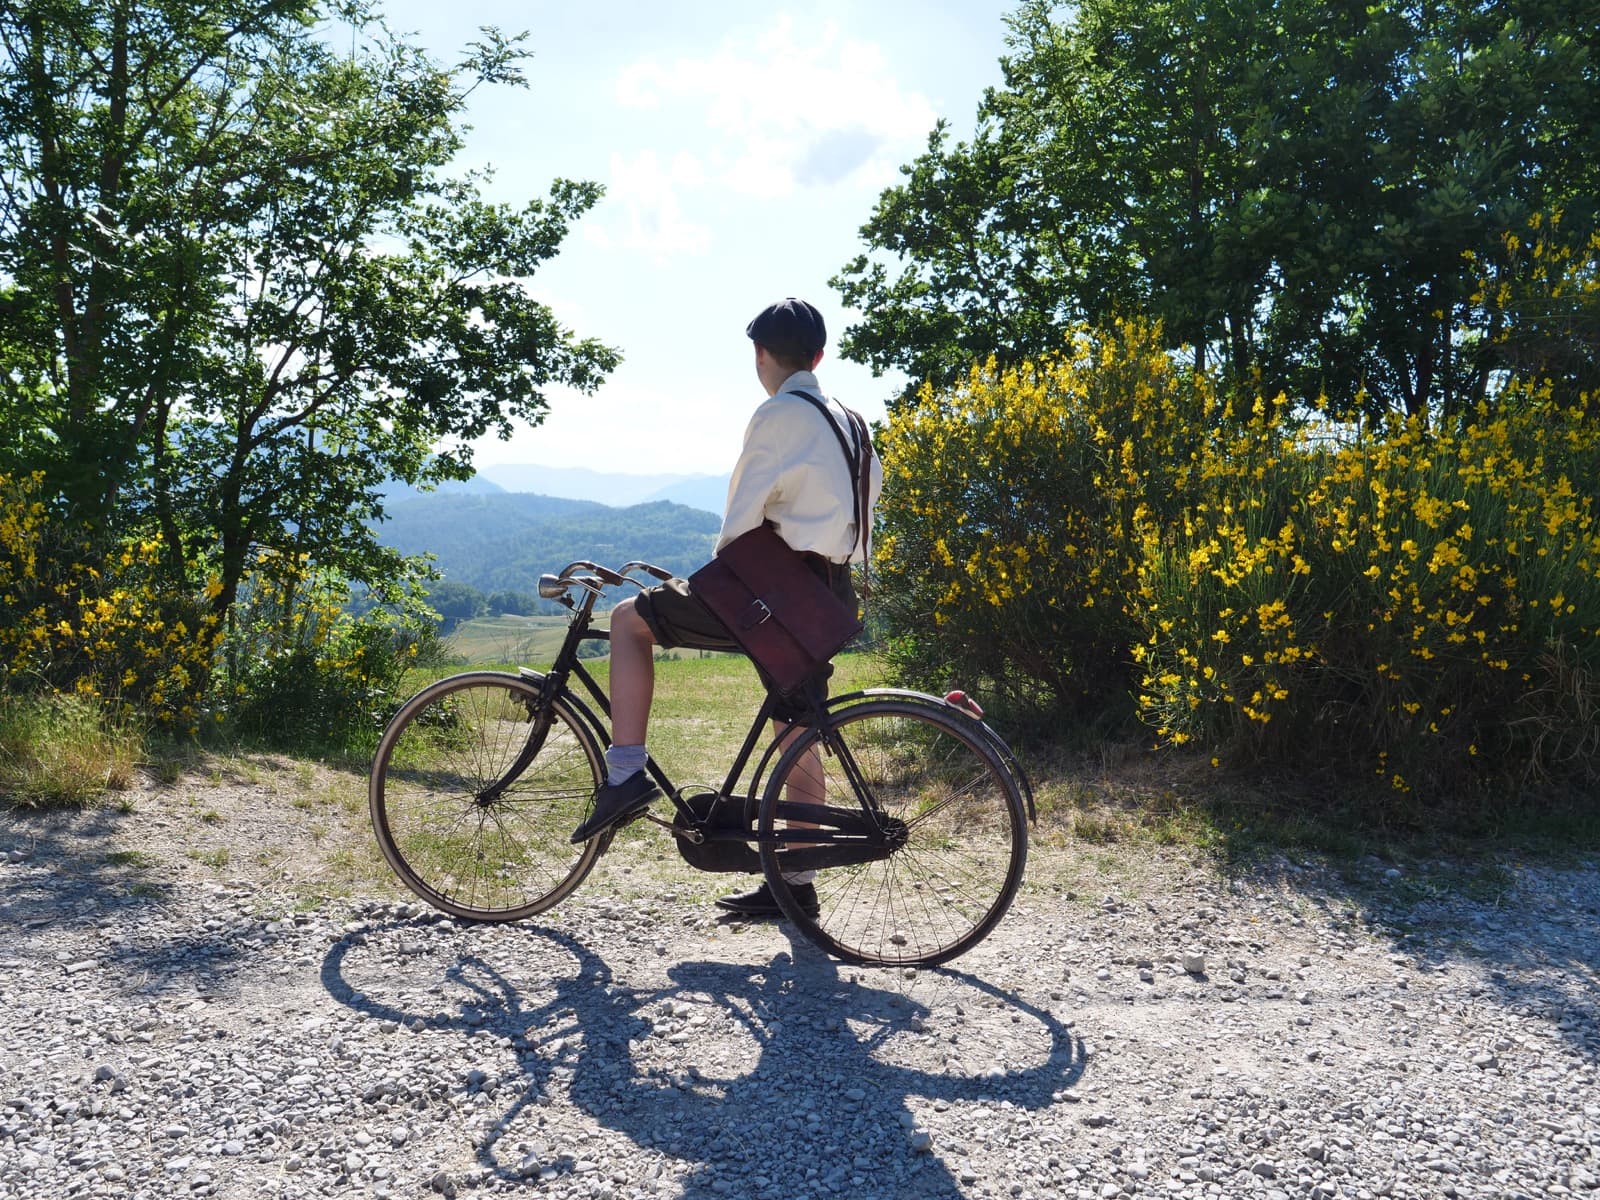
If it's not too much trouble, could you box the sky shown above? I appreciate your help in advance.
[375,0,1015,478]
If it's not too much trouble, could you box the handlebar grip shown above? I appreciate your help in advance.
[619,560,674,581]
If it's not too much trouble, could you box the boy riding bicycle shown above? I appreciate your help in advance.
[568,298,883,918]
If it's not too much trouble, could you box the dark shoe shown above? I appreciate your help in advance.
[715,880,820,919]
[570,772,660,843]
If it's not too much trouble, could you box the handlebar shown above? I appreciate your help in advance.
[537,560,675,604]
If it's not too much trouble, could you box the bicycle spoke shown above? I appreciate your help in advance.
[762,698,1027,966]
[371,675,605,921]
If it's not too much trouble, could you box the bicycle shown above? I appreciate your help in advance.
[369,559,1034,967]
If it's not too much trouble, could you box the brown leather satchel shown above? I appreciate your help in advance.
[688,392,873,695]
[689,522,862,694]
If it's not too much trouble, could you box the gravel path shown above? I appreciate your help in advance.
[2,766,1598,1200]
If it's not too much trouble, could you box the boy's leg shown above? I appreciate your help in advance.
[714,717,821,917]
[772,718,822,884]
[608,597,655,748]
[569,596,661,843]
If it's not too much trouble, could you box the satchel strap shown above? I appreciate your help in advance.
[782,390,875,601]
[844,408,874,600]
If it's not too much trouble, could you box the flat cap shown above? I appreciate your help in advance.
[745,297,826,358]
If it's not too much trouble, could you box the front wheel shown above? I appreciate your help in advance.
[757,699,1028,966]
[369,672,606,921]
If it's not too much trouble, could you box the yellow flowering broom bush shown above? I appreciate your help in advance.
[1465,211,1600,405]
[0,471,217,731]
[879,311,1600,802]
[1134,383,1600,796]
[1,474,426,762]
[873,320,1216,722]
[1130,392,1324,755]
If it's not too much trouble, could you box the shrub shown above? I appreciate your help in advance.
[872,319,1210,728]
[1133,384,1600,799]
[220,553,432,754]
[0,692,141,807]
[879,314,1600,807]
[0,472,217,730]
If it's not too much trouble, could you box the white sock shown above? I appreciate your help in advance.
[604,743,647,786]
[782,870,817,885]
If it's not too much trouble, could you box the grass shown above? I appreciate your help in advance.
[203,754,266,788]
[601,651,892,845]
[0,692,142,808]
[387,645,1600,869]
[391,647,888,803]
[445,614,573,667]
[8,633,1594,898]
[103,848,157,868]
[187,847,231,869]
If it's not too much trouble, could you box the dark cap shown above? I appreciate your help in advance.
[745,298,826,361]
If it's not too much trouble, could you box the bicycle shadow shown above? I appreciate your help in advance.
[322,921,1084,1198]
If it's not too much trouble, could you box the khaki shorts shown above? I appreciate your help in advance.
[633,558,857,725]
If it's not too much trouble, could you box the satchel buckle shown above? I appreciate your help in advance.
[751,599,773,625]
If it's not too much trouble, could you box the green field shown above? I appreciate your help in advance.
[444,614,575,668]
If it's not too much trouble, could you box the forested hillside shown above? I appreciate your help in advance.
[372,492,721,594]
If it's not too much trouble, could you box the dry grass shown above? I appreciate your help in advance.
[0,693,142,808]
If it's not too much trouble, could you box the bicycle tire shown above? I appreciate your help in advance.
[370,671,606,921]
[757,698,1028,966]
[848,687,1038,822]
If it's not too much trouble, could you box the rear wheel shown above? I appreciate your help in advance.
[370,672,605,921]
[757,698,1027,965]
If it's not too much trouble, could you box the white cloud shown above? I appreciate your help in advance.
[612,15,937,202]
[585,149,713,265]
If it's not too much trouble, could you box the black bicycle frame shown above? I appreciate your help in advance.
[527,581,898,864]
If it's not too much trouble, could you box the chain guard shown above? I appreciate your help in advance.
[672,791,761,874]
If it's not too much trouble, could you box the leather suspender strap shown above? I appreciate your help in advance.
[843,408,873,598]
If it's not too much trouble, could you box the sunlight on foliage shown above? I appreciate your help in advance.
[0,471,218,731]
[873,319,1208,726]
[0,474,438,790]
[875,301,1600,802]
[1133,381,1600,796]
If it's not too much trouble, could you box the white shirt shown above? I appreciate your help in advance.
[716,371,884,562]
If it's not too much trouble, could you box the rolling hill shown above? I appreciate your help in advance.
[371,491,721,594]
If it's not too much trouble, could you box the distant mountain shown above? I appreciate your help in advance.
[639,474,731,513]
[376,474,505,505]
[475,463,729,513]
[371,491,720,594]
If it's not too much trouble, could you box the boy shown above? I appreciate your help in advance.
[568,298,882,916]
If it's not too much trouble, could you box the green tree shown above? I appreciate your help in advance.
[486,589,535,616]
[1258,0,1600,422]
[833,0,1310,394]
[1472,214,1600,406]
[834,0,1600,419]
[425,580,485,631]
[0,1,618,625]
